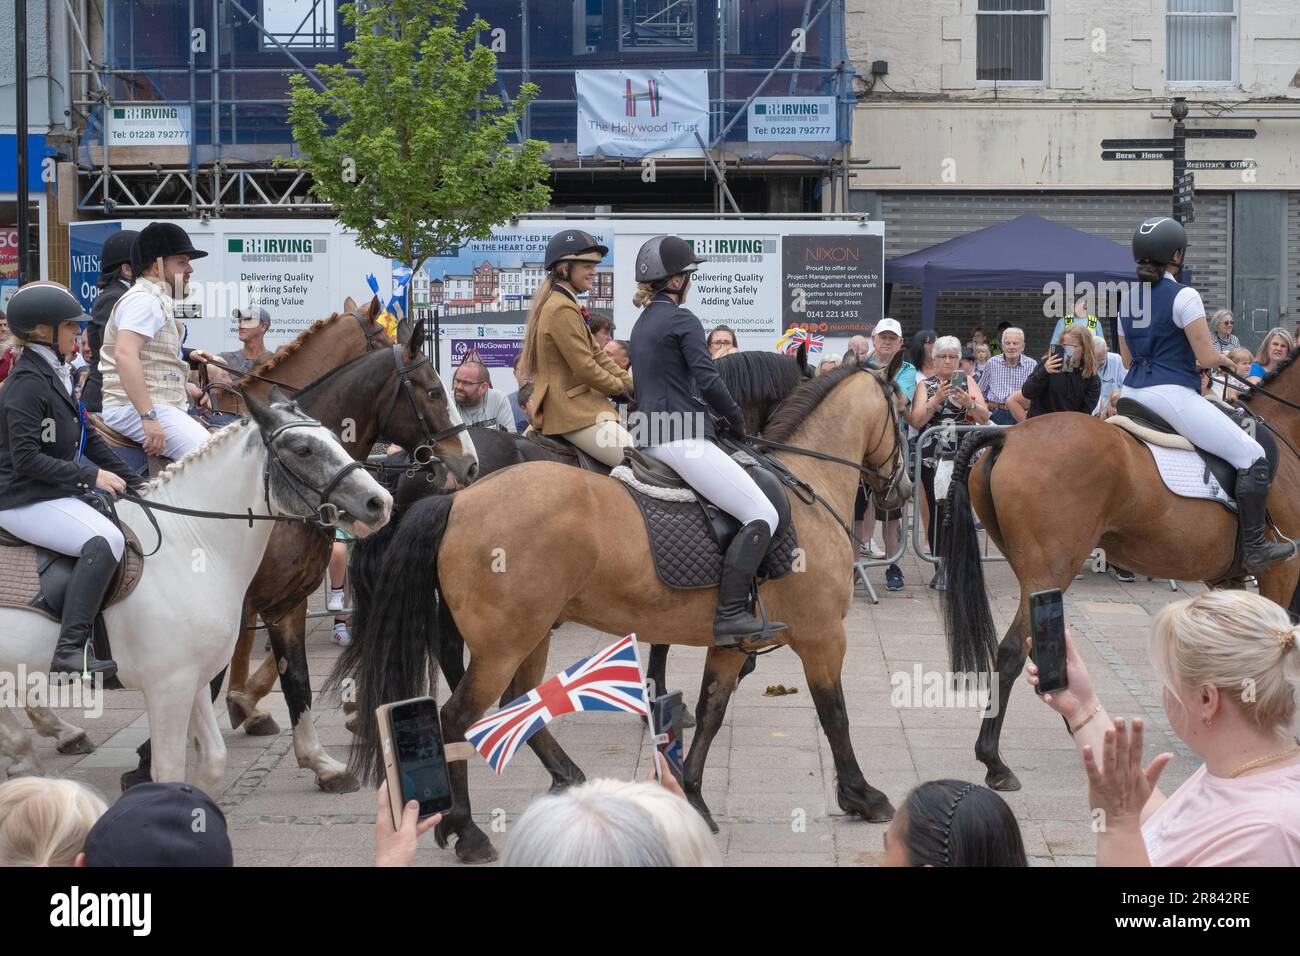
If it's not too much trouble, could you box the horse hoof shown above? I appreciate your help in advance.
[686,791,719,834]
[242,713,281,736]
[316,769,361,794]
[984,767,1022,792]
[55,732,95,755]
[838,784,895,823]
[6,759,41,778]
[679,706,696,729]
[344,712,360,736]
[225,699,249,729]
[433,818,451,850]
[120,766,151,791]
[454,830,498,864]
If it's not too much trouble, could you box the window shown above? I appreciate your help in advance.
[260,0,337,52]
[1167,0,1236,85]
[620,0,697,52]
[976,0,1048,85]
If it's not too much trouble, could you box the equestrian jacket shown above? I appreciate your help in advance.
[530,286,632,436]
[628,294,745,444]
[0,347,142,510]
[81,275,131,412]
[1121,274,1202,393]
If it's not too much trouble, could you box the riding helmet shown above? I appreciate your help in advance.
[4,281,92,338]
[98,229,141,278]
[1132,217,1187,265]
[634,235,706,285]
[130,221,209,274]
[543,230,609,271]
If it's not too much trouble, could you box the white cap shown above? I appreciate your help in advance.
[874,317,902,337]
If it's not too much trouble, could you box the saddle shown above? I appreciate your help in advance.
[522,430,610,474]
[613,447,797,590]
[0,519,145,624]
[89,413,170,478]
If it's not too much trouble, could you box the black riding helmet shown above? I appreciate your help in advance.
[98,229,141,278]
[5,281,92,339]
[635,235,706,287]
[543,229,608,272]
[1132,216,1187,266]
[130,221,209,274]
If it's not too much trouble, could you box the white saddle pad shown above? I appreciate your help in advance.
[1144,442,1235,511]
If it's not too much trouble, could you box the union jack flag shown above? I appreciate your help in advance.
[466,634,648,774]
[775,325,825,355]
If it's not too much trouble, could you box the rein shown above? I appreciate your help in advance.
[1207,369,1300,465]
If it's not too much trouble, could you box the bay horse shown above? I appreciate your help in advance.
[121,303,475,792]
[334,355,905,862]
[941,348,1300,790]
[0,395,391,788]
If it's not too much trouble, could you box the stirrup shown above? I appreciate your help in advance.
[715,591,786,651]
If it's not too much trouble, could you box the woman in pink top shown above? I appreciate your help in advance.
[1026,590,1300,866]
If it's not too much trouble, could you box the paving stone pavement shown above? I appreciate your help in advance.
[6,552,1222,867]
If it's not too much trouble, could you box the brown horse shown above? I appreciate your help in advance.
[336,357,907,862]
[123,301,476,792]
[942,349,1300,791]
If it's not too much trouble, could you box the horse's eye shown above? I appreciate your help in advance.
[295,444,311,458]
[427,388,440,400]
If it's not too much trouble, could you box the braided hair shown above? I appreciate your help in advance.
[900,779,1027,867]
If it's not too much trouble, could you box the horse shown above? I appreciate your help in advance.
[332,354,906,862]
[941,348,1300,791]
[119,305,475,792]
[0,394,392,788]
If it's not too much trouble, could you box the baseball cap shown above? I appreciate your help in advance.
[83,782,234,867]
[234,307,270,328]
[874,318,903,337]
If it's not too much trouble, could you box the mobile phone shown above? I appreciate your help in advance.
[376,696,453,828]
[1048,344,1065,366]
[950,370,968,392]
[1029,589,1068,695]
[650,690,685,784]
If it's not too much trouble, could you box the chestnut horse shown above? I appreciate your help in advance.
[335,357,906,862]
[942,349,1300,791]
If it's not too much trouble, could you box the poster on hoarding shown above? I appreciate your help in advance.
[107,105,193,147]
[781,234,884,336]
[576,70,709,158]
[68,221,122,310]
[746,97,838,143]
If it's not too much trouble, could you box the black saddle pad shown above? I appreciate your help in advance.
[620,484,798,590]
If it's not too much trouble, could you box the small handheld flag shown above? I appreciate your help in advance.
[466,634,648,774]
[366,270,412,339]
[775,325,824,355]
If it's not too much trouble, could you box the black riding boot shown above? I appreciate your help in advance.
[49,537,120,683]
[1237,459,1296,574]
[714,521,787,648]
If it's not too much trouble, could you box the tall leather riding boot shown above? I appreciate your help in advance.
[50,537,120,683]
[1236,459,1297,574]
[714,521,787,648]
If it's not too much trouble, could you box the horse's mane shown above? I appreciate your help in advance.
[249,311,360,377]
[762,364,865,443]
[1238,343,1300,403]
[715,350,809,411]
[134,419,251,495]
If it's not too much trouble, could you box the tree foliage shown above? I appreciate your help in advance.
[283,0,551,273]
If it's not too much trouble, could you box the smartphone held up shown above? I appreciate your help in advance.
[1029,588,1069,696]
[376,696,454,829]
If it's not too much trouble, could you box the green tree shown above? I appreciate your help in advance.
[283,0,551,276]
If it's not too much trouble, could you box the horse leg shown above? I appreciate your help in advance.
[797,627,895,822]
[224,603,280,736]
[271,602,359,793]
[681,646,749,833]
[145,678,199,784]
[0,707,42,777]
[189,683,227,795]
[436,653,534,864]
[503,634,585,793]
[122,666,226,792]
[24,705,95,755]
[646,643,696,728]
[976,605,1030,791]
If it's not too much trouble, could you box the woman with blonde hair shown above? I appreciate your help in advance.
[1029,589,1300,866]
[0,777,107,867]
[1247,326,1295,385]
[1020,323,1099,418]
[518,230,633,467]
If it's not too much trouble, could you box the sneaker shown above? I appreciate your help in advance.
[326,587,346,612]
[332,623,352,647]
[1113,567,1136,583]
[885,565,904,591]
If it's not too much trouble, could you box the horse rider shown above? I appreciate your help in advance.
[81,229,139,413]
[627,235,786,647]
[1119,216,1294,573]
[0,282,146,681]
[518,229,634,467]
[98,222,217,460]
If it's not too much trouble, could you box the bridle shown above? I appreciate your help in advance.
[374,342,468,469]
[1212,367,1300,465]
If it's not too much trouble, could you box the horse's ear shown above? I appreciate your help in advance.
[795,342,808,373]
[268,386,292,407]
[407,316,426,354]
[343,296,357,313]
[396,316,413,346]
[367,296,383,321]
[242,388,276,430]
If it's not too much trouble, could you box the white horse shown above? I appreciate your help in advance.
[0,394,391,790]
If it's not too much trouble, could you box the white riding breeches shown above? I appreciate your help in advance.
[0,496,125,561]
[1122,383,1264,470]
[100,403,210,460]
[643,439,779,536]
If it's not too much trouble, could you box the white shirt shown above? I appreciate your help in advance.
[113,285,168,338]
[29,343,73,396]
[1117,274,1206,336]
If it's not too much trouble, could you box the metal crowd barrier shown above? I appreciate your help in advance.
[909,422,1010,568]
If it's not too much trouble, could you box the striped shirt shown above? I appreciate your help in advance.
[1211,333,1240,355]
[979,353,1037,404]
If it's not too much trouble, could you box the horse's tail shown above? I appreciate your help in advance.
[941,429,1005,677]
[329,493,454,786]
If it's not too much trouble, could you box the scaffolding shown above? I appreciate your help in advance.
[67,0,883,216]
